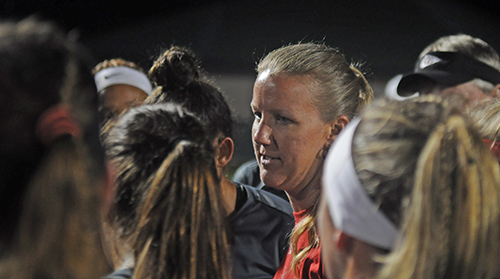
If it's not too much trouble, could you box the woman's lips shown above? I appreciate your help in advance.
[260,154,280,166]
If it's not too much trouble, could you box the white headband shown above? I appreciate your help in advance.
[94,66,152,95]
[322,118,399,250]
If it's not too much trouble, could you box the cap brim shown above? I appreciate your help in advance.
[396,71,473,96]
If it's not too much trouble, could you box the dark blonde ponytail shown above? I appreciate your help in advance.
[349,65,373,109]
[351,96,500,279]
[377,115,500,279]
[290,204,320,278]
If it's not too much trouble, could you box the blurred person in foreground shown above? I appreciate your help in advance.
[318,96,500,279]
[0,18,111,279]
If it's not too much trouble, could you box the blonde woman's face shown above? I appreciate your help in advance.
[251,72,332,196]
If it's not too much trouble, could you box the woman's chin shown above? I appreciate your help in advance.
[261,175,287,191]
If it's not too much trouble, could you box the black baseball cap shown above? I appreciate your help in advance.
[397,51,500,96]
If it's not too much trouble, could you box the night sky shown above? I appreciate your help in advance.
[1,0,499,78]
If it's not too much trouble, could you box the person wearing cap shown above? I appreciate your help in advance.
[93,59,152,125]
[318,96,500,279]
[397,34,500,105]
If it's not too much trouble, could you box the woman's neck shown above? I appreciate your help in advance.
[287,173,322,212]
[220,177,237,215]
[285,157,325,212]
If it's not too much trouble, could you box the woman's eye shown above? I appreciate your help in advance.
[277,115,292,124]
[253,111,262,120]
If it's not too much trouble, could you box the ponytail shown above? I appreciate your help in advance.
[133,141,231,279]
[290,203,320,278]
[4,136,109,279]
[376,115,500,279]
[349,65,373,110]
[0,18,109,279]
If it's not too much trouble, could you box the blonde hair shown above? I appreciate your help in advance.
[468,98,500,142]
[289,203,320,277]
[257,42,373,277]
[257,42,373,122]
[352,96,500,279]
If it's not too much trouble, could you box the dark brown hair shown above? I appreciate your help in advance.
[106,104,231,279]
[145,46,233,142]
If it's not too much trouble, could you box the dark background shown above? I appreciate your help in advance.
[2,0,499,170]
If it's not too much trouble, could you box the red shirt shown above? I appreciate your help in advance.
[272,209,324,279]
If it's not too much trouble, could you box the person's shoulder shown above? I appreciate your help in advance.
[238,182,293,217]
[102,268,134,279]
[232,160,262,187]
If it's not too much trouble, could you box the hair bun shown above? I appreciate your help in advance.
[148,46,201,90]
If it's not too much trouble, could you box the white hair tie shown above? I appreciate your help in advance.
[322,118,399,250]
[94,66,152,95]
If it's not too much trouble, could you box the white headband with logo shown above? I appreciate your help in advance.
[322,118,399,250]
[94,66,152,95]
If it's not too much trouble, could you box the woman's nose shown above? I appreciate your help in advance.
[252,121,272,146]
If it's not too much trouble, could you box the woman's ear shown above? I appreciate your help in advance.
[327,115,350,145]
[216,137,234,168]
[490,84,500,98]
